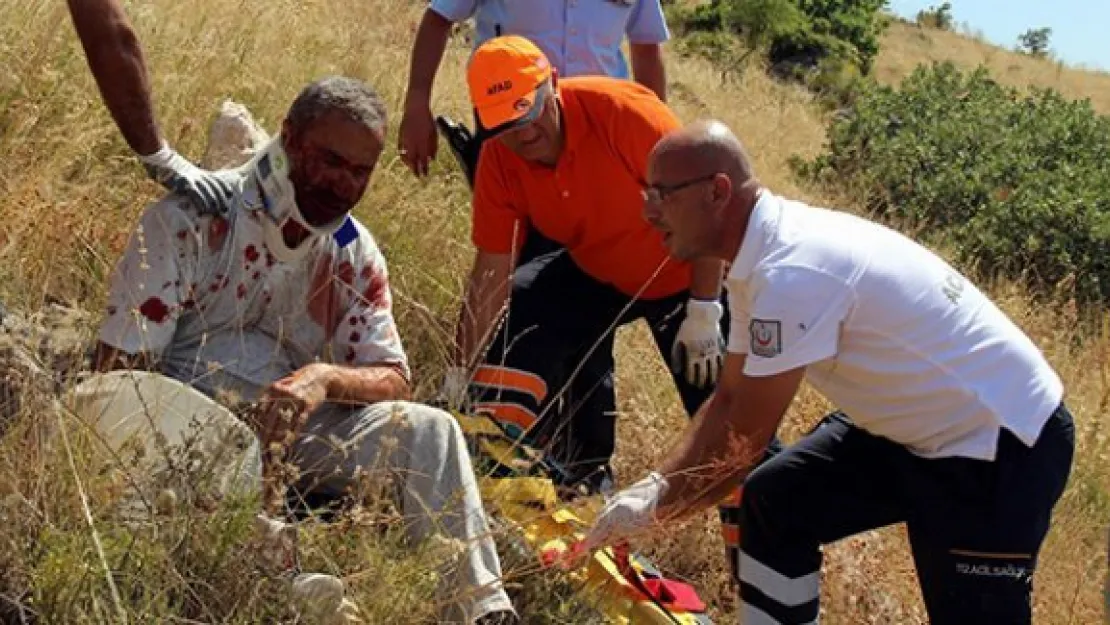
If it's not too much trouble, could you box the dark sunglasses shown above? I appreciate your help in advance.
[641,173,718,204]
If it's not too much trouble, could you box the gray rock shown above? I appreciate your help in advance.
[0,303,95,431]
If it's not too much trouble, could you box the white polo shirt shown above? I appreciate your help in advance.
[726,190,1064,461]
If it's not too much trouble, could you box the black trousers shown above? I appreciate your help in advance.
[737,405,1076,624]
[466,247,782,583]
[470,248,724,476]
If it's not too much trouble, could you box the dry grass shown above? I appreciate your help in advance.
[0,0,1107,623]
[875,20,1110,114]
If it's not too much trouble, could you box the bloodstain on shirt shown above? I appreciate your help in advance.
[337,261,355,286]
[208,217,230,251]
[244,244,260,263]
[139,297,170,323]
[363,267,389,310]
[307,254,343,340]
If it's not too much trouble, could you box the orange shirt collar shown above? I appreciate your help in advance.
[544,88,588,168]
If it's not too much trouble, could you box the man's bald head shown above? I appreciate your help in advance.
[650,119,755,186]
[642,120,762,263]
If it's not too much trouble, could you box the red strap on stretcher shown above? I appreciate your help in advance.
[639,578,707,613]
[540,540,707,614]
[611,543,707,613]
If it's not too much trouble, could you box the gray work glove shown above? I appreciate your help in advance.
[139,141,237,215]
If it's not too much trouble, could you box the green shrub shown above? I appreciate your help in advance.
[672,30,745,83]
[669,0,806,65]
[915,2,954,30]
[793,61,1110,304]
[769,0,890,75]
[803,54,868,109]
[1018,26,1053,58]
[669,0,889,101]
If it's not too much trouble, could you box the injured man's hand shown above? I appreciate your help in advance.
[246,364,332,512]
[255,364,331,450]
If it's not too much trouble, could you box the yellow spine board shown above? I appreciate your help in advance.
[456,411,710,624]
[477,476,706,624]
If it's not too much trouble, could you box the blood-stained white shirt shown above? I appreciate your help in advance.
[725,190,1063,461]
[98,176,409,402]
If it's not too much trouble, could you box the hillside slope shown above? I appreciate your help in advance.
[0,1,1106,623]
[875,19,1110,113]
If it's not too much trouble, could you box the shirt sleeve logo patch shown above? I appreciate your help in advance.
[749,319,782,358]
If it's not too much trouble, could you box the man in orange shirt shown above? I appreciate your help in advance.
[440,35,780,582]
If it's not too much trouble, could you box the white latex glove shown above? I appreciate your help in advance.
[580,471,669,552]
[671,298,725,388]
[139,141,237,215]
[436,366,470,410]
[292,573,362,624]
[252,513,299,575]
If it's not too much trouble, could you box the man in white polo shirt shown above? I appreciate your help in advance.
[576,120,1076,624]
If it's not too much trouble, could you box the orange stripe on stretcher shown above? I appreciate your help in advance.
[719,485,743,508]
[472,365,548,403]
[474,402,539,432]
[721,523,740,547]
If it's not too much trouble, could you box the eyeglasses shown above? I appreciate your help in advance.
[641,173,718,204]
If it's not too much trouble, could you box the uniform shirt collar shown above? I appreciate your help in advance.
[729,187,779,281]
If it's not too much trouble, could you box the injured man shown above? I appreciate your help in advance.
[77,75,516,625]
